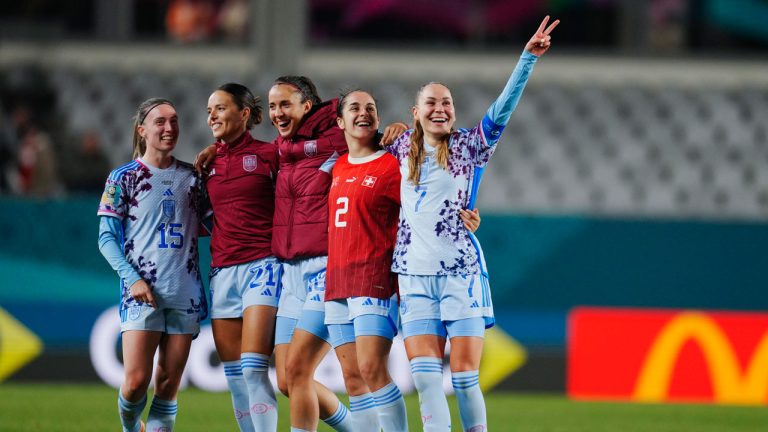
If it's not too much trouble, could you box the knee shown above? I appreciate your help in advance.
[358,357,388,387]
[285,357,311,389]
[341,368,368,395]
[276,373,289,397]
[152,366,183,399]
[122,371,152,400]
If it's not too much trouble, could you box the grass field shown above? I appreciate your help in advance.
[1,383,767,431]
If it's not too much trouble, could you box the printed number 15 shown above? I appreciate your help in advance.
[158,223,184,249]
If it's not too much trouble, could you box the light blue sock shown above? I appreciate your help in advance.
[118,391,146,432]
[322,401,354,432]
[349,392,379,431]
[146,396,177,431]
[452,370,486,431]
[372,382,408,432]
[241,352,278,430]
[411,357,450,431]
[290,428,313,432]
[223,360,255,432]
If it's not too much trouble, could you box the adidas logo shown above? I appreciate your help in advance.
[311,294,321,302]
[362,298,374,306]
[470,301,480,308]
[261,288,272,296]
[163,189,174,196]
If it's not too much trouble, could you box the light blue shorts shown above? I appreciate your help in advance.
[325,294,399,346]
[275,316,297,346]
[295,309,331,344]
[398,274,487,324]
[120,304,200,335]
[209,256,282,319]
[277,256,328,320]
[401,317,485,340]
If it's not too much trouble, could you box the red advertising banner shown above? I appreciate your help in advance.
[567,307,768,405]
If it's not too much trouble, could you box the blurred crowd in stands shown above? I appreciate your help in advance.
[0,68,110,198]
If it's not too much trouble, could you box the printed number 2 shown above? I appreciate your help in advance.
[335,197,348,227]
[414,156,430,212]
[158,223,184,249]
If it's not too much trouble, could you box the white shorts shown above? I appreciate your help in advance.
[277,256,328,320]
[120,305,200,335]
[398,273,492,324]
[209,256,282,319]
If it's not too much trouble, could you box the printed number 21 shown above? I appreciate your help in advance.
[335,197,348,227]
[158,223,184,249]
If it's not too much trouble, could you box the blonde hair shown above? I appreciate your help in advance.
[132,98,175,159]
[407,82,451,186]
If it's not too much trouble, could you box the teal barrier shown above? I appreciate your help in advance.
[3,198,768,349]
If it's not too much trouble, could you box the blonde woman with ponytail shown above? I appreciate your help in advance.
[98,98,209,432]
[386,16,560,431]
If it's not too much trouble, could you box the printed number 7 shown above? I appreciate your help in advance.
[414,185,428,212]
[414,156,430,212]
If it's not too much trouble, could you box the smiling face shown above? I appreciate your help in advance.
[336,91,380,142]
[138,103,179,155]
[413,83,455,144]
[207,90,248,144]
[268,84,312,139]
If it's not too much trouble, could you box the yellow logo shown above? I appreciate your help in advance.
[633,311,768,405]
[480,326,527,390]
[0,306,43,381]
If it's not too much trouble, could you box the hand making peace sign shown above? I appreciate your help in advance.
[525,15,560,57]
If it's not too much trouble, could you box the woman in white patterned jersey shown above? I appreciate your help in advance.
[386,16,560,431]
[98,98,209,432]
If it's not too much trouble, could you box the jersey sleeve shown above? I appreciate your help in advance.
[97,216,142,288]
[385,129,413,162]
[97,174,127,218]
[481,50,538,146]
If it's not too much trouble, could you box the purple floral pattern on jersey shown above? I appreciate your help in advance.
[121,166,153,221]
[391,124,495,276]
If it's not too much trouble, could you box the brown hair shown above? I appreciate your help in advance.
[407,83,451,186]
[217,82,262,129]
[132,97,175,159]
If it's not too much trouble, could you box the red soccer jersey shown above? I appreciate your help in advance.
[205,132,278,268]
[326,151,401,300]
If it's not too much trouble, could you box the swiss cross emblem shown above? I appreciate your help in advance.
[362,175,377,188]
[243,155,257,172]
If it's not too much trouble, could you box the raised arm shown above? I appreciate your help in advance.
[483,16,559,145]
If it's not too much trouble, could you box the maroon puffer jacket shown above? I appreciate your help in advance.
[272,98,348,260]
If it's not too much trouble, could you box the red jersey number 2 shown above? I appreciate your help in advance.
[334,197,349,227]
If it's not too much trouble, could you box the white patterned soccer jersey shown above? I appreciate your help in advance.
[97,158,208,314]
[387,126,494,276]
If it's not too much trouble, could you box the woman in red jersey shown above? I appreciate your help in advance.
[204,83,281,431]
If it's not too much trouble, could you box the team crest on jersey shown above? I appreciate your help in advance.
[362,175,377,188]
[162,199,176,218]
[331,176,339,188]
[243,155,257,172]
[304,140,318,156]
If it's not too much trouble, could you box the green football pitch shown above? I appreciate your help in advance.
[1,383,766,431]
